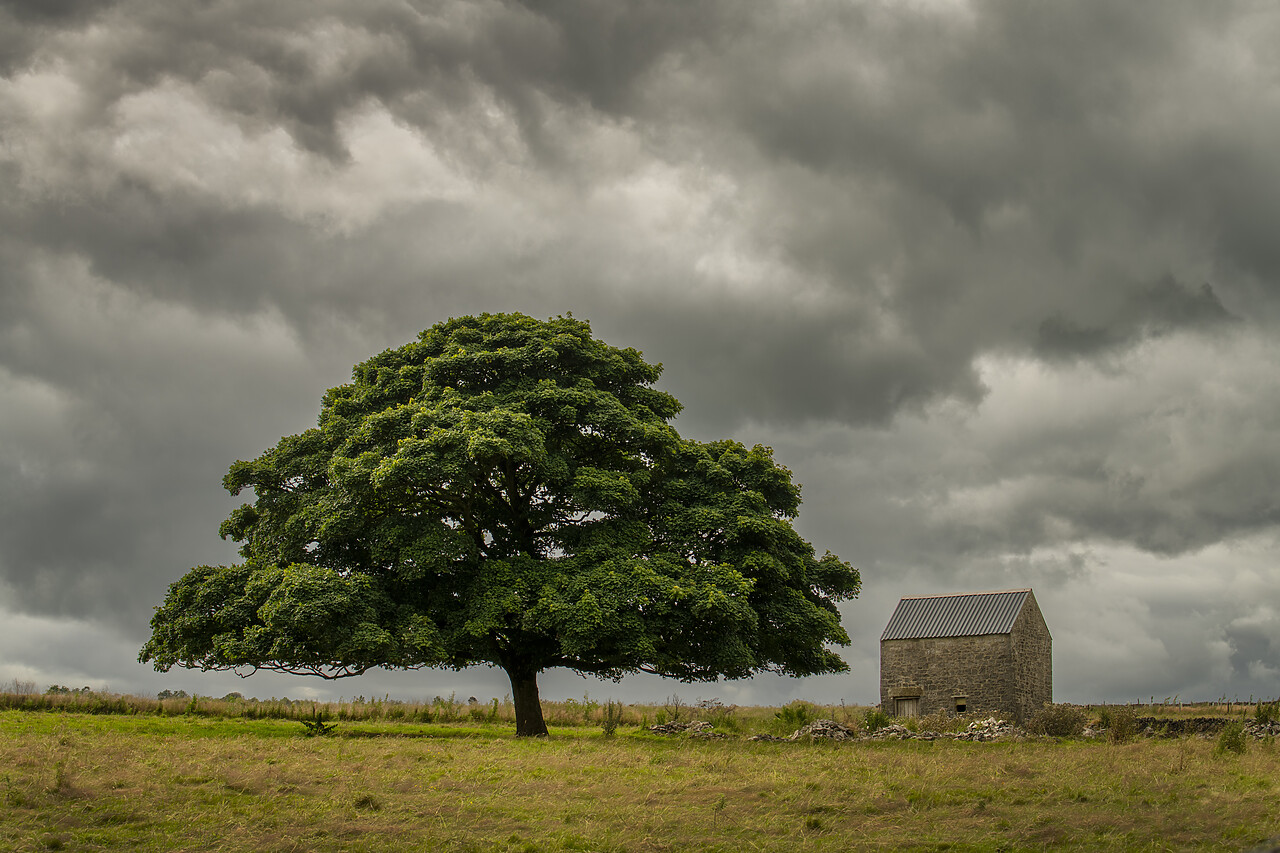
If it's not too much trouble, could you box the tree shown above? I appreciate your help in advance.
[140,313,860,736]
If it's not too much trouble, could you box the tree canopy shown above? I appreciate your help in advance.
[141,313,860,735]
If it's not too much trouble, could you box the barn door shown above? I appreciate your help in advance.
[895,697,920,718]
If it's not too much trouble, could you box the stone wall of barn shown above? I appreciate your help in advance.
[1010,592,1053,722]
[879,634,1015,720]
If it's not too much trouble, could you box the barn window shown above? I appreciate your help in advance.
[894,697,920,718]
[954,696,967,713]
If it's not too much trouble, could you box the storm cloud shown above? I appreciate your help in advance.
[2,0,1278,705]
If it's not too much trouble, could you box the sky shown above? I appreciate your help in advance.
[1,0,1278,708]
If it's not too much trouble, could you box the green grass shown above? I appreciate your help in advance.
[3,710,1278,851]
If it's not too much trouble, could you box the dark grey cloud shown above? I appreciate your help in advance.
[1034,279,1234,361]
[1,0,1279,704]
[0,0,111,22]
[658,0,1280,384]
[12,0,729,164]
[0,0,117,74]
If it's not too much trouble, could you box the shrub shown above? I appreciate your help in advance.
[913,710,991,734]
[913,711,949,733]
[774,701,815,731]
[864,708,892,733]
[300,707,336,737]
[695,698,741,733]
[601,700,624,737]
[1216,720,1247,756]
[1107,706,1137,744]
[432,693,461,723]
[1256,700,1279,725]
[1027,704,1087,737]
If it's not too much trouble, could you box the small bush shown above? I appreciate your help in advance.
[300,707,336,737]
[601,700,624,737]
[1107,707,1137,744]
[774,701,815,732]
[1256,700,1279,725]
[432,693,461,723]
[913,711,949,733]
[913,710,990,734]
[1027,704,1087,737]
[696,698,741,733]
[864,709,892,733]
[1216,720,1247,756]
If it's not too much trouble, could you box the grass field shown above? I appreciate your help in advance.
[3,708,1279,852]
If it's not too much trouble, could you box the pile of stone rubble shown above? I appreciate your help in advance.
[789,719,860,741]
[745,719,860,742]
[861,717,1017,742]
[647,719,714,735]
[862,722,914,740]
[747,717,1019,743]
[1245,718,1280,739]
[688,729,731,739]
[654,713,1276,743]
[953,717,1017,741]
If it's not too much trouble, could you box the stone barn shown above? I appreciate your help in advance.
[879,589,1051,723]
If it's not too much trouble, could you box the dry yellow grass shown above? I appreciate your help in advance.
[2,710,1278,851]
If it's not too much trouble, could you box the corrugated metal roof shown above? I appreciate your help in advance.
[881,589,1031,641]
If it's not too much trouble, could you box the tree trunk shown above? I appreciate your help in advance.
[506,665,549,737]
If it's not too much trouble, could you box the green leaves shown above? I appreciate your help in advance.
[141,561,445,676]
[141,312,859,696]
